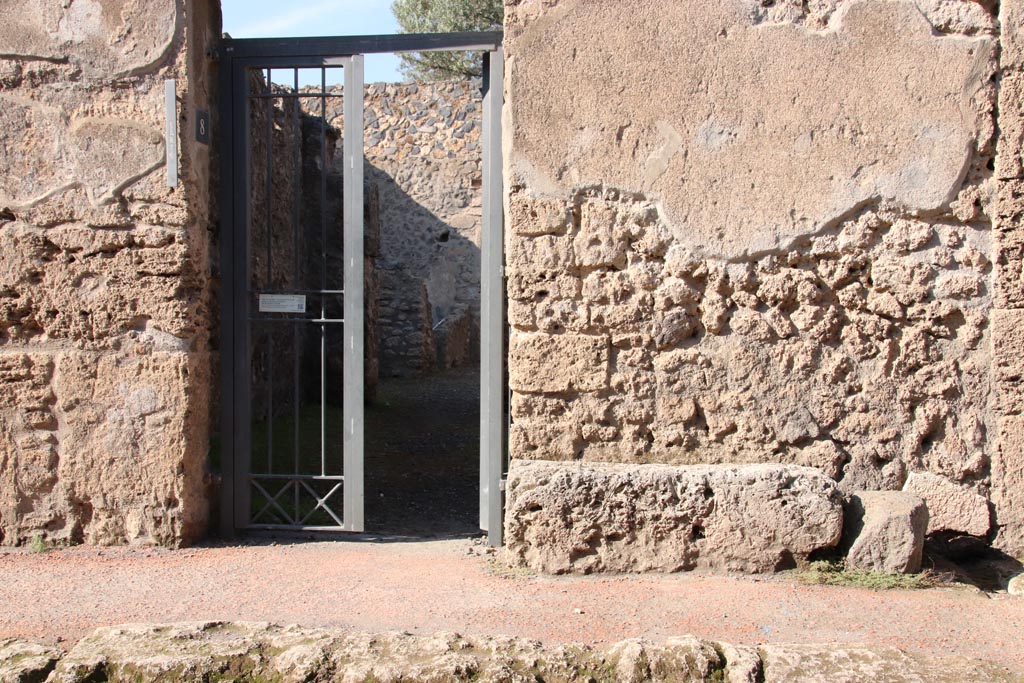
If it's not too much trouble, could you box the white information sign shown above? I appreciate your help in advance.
[258,294,306,314]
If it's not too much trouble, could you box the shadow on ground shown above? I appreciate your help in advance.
[363,367,481,538]
[924,533,1024,592]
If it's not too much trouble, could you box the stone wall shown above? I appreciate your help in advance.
[366,81,483,376]
[503,0,1024,553]
[0,0,218,546]
[993,0,1024,553]
[317,81,483,377]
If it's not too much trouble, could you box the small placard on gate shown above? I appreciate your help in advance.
[259,294,306,314]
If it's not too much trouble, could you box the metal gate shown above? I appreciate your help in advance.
[217,33,506,543]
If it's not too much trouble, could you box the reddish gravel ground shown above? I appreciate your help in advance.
[1,538,1022,672]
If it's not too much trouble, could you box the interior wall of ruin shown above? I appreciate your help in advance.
[0,0,219,546]
[503,0,1024,553]
[304,80,483,378]
[357,81,483,377]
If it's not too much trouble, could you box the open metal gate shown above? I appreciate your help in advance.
[217,33,506,543]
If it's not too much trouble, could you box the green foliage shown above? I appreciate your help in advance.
[391,0,503,80]
[27,534,47,553]
[794,560,942,590]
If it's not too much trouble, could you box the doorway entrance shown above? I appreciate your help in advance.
[217,33,505,544]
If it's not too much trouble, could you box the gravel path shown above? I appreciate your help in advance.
[1,539,1022,672]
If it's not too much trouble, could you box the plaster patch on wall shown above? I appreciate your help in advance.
[643,121,683,188]
[0,110,166,210]
[69,118,166,206]
[508,0,995,258]
[0,95,74,209]
[0,0,179,78]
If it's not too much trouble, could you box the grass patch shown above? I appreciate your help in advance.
[484,556,535,580]
[27,534,47,554]
[793,560,942,590]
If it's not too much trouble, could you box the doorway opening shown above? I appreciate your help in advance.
[217,34,506,544]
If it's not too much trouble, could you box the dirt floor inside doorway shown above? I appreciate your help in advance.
[364,367,480,537]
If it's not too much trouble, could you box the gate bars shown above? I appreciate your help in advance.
[217,32,506,545]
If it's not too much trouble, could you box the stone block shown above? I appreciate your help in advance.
[994,243,1024,310]
[506,270,581,302]
[845,491,927,574]
[52,624,730,683]
[994,178,1024,312]
[574,201,629,269]
[996,71,1024,181]
[0,95,72,209]
[993,415,1024,556]
[0,223,193,345]
[28,623,1023,683]
[55,350,209,546]
[506,234,574,272]
[1002,0,1024,73]
[504,460,844,573]
[902,472,990,537]
[509,196,570,236]
[757,644,1019,683]
[995,178,1024,227]
[0,100,167,212]
[993,309,1024,415]
[0,349,208,547]
[508,332,609,394]
[69,118,166,205]
[0,638,61,683]
[533,298,589,334]
[0,353,54,412]
[509,422,581,461]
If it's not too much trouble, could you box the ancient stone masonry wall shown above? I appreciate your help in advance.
[315,81,483,377]
[503,0,1024,551]
[993,0,1024,553]
[0,0,219,546]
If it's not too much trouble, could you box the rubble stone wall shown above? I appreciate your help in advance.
[364,81,483,376]
[503,0,1024,553]
[317,81,483,377]
[0,0,219,546]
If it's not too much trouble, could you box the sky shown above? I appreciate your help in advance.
[220,0,405,83]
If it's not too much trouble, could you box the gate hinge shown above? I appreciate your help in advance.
[499,477,507,492]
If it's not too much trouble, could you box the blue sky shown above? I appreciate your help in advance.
[221,0,404,83]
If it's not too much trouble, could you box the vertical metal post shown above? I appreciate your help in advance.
[292,67,301,518]
[264,71,275,475]
[343,55,366,533]
[320,67,329,478]
[217,54,236,538]
[480,48,505,546]
[234,64,254,529]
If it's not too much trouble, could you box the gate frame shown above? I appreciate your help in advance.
[216,32,507,545]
